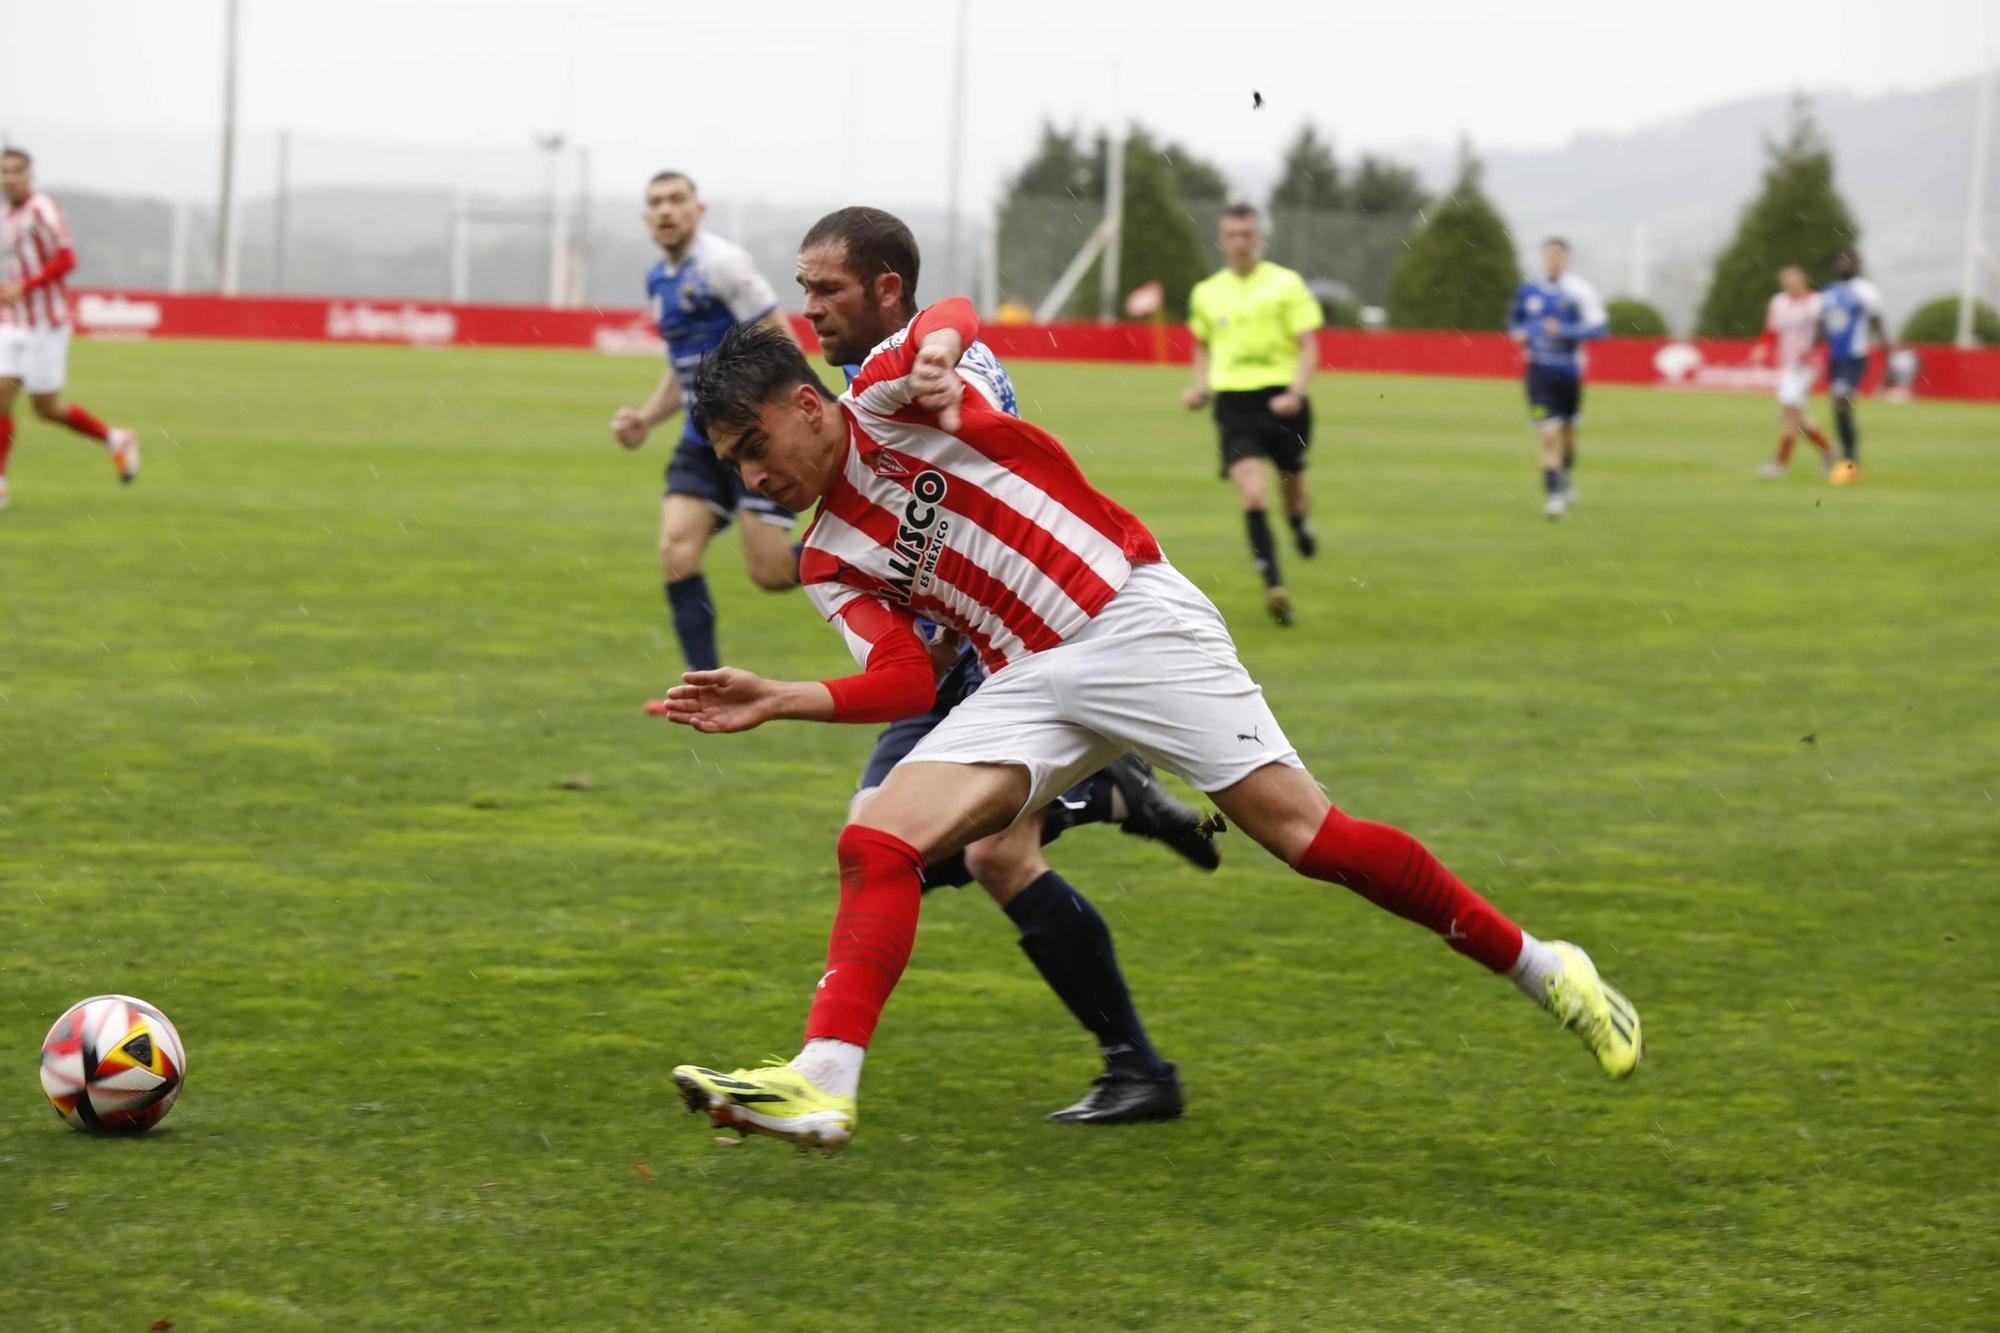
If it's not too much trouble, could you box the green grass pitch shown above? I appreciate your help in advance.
[2,339,1996,1328]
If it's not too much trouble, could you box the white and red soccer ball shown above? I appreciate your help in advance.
[39,994,186,1134]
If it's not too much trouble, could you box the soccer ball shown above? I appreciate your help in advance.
[39,994,187,1134]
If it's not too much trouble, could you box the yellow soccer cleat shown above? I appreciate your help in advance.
[1828,460,1862,485]
[672,1062,856,1155]
[1543,942,1643,1079]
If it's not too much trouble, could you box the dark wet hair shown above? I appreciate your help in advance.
[648,170,695,193]
[691,320,829,441]
[1544,236,1571,252]
[1222,203,1259,222]
[1,147,30,167]
[802,206,921,315]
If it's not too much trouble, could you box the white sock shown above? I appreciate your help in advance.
[791,1038,865,1098]
[1507,931,1563,1006]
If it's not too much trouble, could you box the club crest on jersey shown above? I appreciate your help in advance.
[864,448,910,478]
[884,470,950,604]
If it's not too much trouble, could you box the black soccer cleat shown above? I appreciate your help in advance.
[1103,753,1223,871]
[1048,1064,1185,1126]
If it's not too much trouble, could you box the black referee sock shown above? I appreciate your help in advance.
[1004,871,1168,1078]
[1287,510,1317,557]
[1245,509,1282,588]
[1834,399,1858,460]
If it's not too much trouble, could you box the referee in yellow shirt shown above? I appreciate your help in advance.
[1182,203,1324,625]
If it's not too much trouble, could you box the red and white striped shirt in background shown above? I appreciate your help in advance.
[2,191,78,330]
[801,297,1161,722]
[1764,290,1822,372]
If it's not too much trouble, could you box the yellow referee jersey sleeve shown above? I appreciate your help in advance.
[1188,263,1323,392]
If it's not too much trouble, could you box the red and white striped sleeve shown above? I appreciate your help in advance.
[22,196,77,296]
[846,297,979,418]
[34,196,74,250]
[805,580,937,723]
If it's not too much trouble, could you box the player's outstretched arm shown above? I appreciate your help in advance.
[653,669,835,733]
[647,596,938,731]
[612,366,683,448]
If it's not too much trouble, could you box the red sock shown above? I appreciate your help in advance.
[1802,423,1831,452]
[803,825,926,1047]
[1291,806,1523,972]
[1776,431,1796,464]
[61,404,111,442]
[0,417,12,475]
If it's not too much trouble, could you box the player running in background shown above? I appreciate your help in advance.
[661,299,1643,1155]
[1507,238,1606,519]
[1819,248,1892,485]
[780,205,1220,1124]
[608,171,798,670]
[1183,204,1323,626]
[0,147,139,511]
[1754,265,1835,479]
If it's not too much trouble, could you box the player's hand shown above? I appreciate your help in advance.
[1748,344,1768,366]
[1269,391,1305,418]
[610,407,650,449]
[1541,316,1562,337]
[909,336,965,432]
[649,667,776,734]
[0,282,21,306]
[1508,328,1528,346]
[1181,386,1209,410]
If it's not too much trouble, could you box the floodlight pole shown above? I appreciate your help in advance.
[1099,118,1125,325]
[449,194,470,303]
[943,0,969,296]
[272,128,290,294]
[216,0,241,295]
[574,145,592,307]
[539,133,567,309]
[1956,59,1994,348]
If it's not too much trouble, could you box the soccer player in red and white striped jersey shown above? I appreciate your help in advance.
[1753,264,1834,479]
[659,299,1643,1154]
[0,147,139,510]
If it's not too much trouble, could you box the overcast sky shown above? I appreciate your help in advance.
[7,0,1996,208]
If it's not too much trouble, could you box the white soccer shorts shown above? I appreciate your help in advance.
[0,325,71,395]
[898,561,1303,815]
[1775,366,1812,408]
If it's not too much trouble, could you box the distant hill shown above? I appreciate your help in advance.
[1396,75,1994,331]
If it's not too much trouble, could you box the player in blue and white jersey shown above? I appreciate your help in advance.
[1507,238,1608,519]
[1818,248,1892,484]
[608,171,799,671]
[785,206,1222,1126]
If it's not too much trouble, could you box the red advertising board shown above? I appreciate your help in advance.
[71,290,2000,403]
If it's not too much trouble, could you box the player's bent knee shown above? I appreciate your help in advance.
[962,836,1045,904]
[30,397,64,420]
[659,539,706,582]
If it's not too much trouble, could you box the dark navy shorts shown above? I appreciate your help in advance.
[1526,365,1583,425]
[664,435,795,529]
[1827,356,1868,397]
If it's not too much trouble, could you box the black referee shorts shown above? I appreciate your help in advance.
[1214,386,1312,477]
